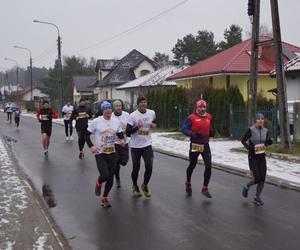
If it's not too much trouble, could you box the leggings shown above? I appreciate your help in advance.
[15,117,20,128]
[7,112,12,123]
[115,144,129,180]
[246,153,267,197]
[95,153,117,197]
[77,129,86,151]
[186,143,212,187]
[131,145,154,186]
[64,120,73,137]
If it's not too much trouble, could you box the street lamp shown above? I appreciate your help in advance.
[34,19,63,107]
[13,45,33,101]
[0,67,7,98]
[4,57,19,92]
[247,0,255,24]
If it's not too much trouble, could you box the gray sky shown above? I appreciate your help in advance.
[1,0,299,70]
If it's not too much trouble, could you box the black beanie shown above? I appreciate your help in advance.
[137,96,147,105]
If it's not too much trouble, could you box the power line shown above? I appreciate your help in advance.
[34,43,57,60]
[73,0,189,54]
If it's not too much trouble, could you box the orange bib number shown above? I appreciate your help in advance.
[191,143,204,153]
[255,144,266,154]
[103,145,115,153]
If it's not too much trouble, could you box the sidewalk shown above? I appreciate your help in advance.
[0,135,69,249]
[152,133,300,190]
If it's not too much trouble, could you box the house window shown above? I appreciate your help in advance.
[209,77,213,87]
[105,91,108,99]
[226,75,230,89]
[140,70,150,77]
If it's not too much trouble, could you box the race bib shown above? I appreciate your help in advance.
[78,112,87,119]
[66,112,72,118]
[138,130,149,136]
[255,144,266,154]
[41,115,49,121]
[191,143,204,153]
[102,145,115,154]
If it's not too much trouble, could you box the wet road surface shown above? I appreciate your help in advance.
[1,113,300,250]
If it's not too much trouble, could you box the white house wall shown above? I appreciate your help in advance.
[287,76,300,101]
[97,70,110,81]
[22,89,48,101]
[133,60,156,78]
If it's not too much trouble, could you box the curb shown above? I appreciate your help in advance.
[0,134,71,249]
[153,148,300,192]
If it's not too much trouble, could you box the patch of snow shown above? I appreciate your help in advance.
[0,137,28,249]
[152,133,300,187]
[33,227,49,250]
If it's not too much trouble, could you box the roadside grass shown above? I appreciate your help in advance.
[160,132,188,141]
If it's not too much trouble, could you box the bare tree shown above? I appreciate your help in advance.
[245,24,273,38]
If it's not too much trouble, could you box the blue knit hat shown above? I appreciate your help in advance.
[101,101,112,111]
[255,112,264,120]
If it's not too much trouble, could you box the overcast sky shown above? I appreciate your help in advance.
[1,0,299,70]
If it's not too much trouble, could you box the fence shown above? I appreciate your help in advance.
[229,104,278,142]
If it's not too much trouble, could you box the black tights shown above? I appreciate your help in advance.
[64,120,73,137]
[247,154,267,197]
[115,144,129,180]
[186,143,212,187]
[77,130,85,151]
[131,146,153,186]
[95,154,117,197]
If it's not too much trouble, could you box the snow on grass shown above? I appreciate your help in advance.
[0,138,29,249]
[152,133,300,187]
[33,227,51,250]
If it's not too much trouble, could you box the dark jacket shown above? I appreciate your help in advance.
[72,106,92,130]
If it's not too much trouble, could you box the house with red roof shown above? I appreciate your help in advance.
[167,36,300,101]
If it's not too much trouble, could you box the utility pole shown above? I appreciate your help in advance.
[248,0,260,125]
[270,0,291,149]
[13,46,33,100]
[57,34,63,107]
[30,56,33,100]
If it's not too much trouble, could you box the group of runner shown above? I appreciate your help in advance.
[33,95,272,208]
[4,102,21,128]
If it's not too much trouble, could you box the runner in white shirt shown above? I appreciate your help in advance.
[85,101,125,208]
[111,100,130,188]
[126,96,156,198]
[62,101,74,141]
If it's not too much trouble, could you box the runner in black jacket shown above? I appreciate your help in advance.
[72,98,93,159]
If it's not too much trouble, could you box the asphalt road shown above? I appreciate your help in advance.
[1,113,300,250]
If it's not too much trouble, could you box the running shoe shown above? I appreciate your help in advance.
[242,186,249,198]
[254,196,264,206]
[132,185,142,197]
[101,197,111,208]
[44,151,48,159]
[79,151,84,159]
[66,137,69,141]
[69,136,74,141]
[95,181,102,196]
[185,182,192,196]
[116,179,121,188]
[201,187,212,198]
[141,184,151,198]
